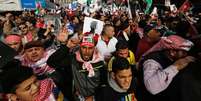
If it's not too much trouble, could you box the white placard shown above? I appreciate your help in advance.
[83,17,104,35]
[0,0,22,11]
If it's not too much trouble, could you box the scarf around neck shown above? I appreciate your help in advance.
[35,79,54,101]
[75,48,103,77]
[22,49,55,75]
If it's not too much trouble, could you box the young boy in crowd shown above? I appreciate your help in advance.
[0,60,66,101]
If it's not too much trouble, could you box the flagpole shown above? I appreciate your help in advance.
[127,0,132,19]
[119,0,124,8]
[183,13,199,35]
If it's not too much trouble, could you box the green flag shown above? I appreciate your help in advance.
[35,0,41,15]
[87,0,92,6]
[35,9,40,15]
[144,0,153,14]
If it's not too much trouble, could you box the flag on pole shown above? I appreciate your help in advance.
[68,1,78,11]
[144,0,153,14]
[35,0,42,15]
[179,0,192,13]
[183,13,199,35]
[127,0,132,19]
[150,7,158,19]
[87,0,93,6]
[165,0,171,7]
[170,4,177,13]
[107,0,113,4]
[123,0,128,7]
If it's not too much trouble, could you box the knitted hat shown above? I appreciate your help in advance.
[24,40,44,50]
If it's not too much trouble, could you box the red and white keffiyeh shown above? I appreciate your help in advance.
[143,35,194,56]
[21,49,55,76]
[34,79,54,101]
[75,49,103,77]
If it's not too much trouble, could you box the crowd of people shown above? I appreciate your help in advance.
[0,1,201,101]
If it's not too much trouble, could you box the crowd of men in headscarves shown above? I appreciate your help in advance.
[0,2,201,101]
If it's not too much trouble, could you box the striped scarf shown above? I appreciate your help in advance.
[143,35,193,56]
[35,79,54,101]
[21,49,56,76]
[75,48,103,77]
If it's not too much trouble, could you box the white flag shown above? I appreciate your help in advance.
[150,7,158,17]
[170,4,177,13]
[165,0,171,7]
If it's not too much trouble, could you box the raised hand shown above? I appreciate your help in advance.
[173,56,195,70]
